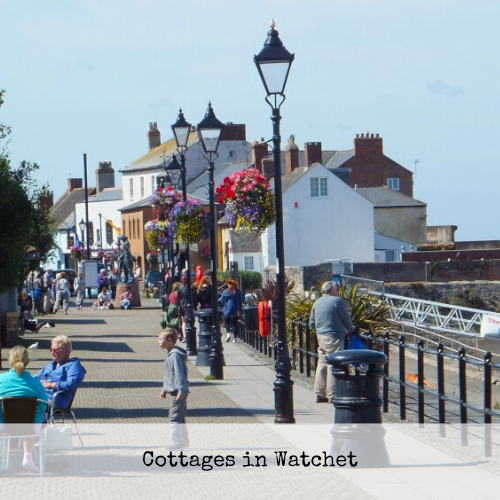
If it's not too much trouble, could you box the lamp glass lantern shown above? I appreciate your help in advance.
[254,24,295,97]
[79,218,86,234]
[172,108,191,149]
[162,153,182,188]
[197,102,224,154]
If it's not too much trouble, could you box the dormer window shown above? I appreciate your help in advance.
[310,177,328,197]
[387,177,400,191]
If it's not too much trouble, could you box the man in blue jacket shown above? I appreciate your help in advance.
[309,281,353,404]
[34,335,86,409]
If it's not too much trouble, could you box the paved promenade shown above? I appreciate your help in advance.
[1,298,500,499]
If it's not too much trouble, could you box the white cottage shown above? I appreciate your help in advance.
[262,163,374,268]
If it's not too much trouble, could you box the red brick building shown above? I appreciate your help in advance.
[337,133,413,197]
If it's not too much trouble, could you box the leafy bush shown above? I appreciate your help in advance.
[286,283,390,333]
[239,271,262,291]
[255,276,296,309]
[417,243,456,251]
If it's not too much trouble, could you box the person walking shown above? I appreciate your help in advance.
[158,328,189,450]
[42,269,54,314]
[177,275,196,342]
[74,271,86,310]
[53,271,71,314]
[220,278,244,343]
[196,275,212,310]
[309,281,354,403]
[108,269,118,299]
[96,269,109,291]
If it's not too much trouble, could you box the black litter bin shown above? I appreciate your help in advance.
[243,305,259,331]
[326,349,390,467]
[195,309,223,366]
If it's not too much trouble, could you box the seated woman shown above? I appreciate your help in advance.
[120,286,133,310]
[94,287,112,309]
[22,308,45,332]
[0,346,48,473]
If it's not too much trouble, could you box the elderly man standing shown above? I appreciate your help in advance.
[309,281,354,403]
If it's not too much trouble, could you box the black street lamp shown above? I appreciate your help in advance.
[171,108,197,356]
[197,102,224,380]
[161,154,182,283]
[79,218,86,251]
[254,21,295,424]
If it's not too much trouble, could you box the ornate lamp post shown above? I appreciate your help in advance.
[197,102,224,380]
[160,155,182,283]
[171,108,197,356]
[254,22,295,423]
[79,218,86,254]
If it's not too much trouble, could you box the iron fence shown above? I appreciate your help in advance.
[240,316,500,426]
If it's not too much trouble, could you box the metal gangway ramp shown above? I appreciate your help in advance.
[342,275,500,337]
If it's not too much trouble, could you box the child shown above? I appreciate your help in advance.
[158,328,189,450]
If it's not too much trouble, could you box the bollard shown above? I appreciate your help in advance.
[326,349,390,467]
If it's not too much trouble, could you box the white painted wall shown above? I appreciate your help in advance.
[263,164,374,267]
[74,197,124,250]
[122,140,251,205]
[374,232,414,262]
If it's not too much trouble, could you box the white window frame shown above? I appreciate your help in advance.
[310,177,328,197]
[129,178,134,200]
[140,177,145,198]
[244,256,254,271]
[387,177,400,191]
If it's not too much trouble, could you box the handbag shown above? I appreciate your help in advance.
[348,335,367,350]
[44,424,73,451]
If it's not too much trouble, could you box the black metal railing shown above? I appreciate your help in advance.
[240,316,500,425]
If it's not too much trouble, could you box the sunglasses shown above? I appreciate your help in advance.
[50,346,64,353]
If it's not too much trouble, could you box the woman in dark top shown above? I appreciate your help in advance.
[177,276,196,342]
[196,276,212,310]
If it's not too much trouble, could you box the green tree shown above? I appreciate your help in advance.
[0,90,56,294]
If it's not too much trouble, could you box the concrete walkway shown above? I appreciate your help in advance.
[1,298,500,499]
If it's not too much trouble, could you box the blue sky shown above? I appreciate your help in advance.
[1,0,499,241]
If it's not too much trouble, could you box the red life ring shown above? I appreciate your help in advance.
[195,266,204,283]
[258,301,271,337]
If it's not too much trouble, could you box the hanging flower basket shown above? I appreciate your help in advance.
[216,167,276,234]
[170,199,209,245]
[144,219,174,251]
[150,187,183,220]
[200,246,211,262]
[70,244,83,260]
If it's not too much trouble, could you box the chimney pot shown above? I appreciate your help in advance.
[251,140,269,173]
[304,142,323,167]
[148,122,161,150]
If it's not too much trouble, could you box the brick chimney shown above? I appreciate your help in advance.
[38,190,53,210]
[262,157,275,179]
[148,122,161,150]
[68,178,83,191]
[251,139,269,173]
[285,135,299,174]
[354,133,383,157]
[220,123,246,141]
[304,142,322,166]
[95,161,115,193]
